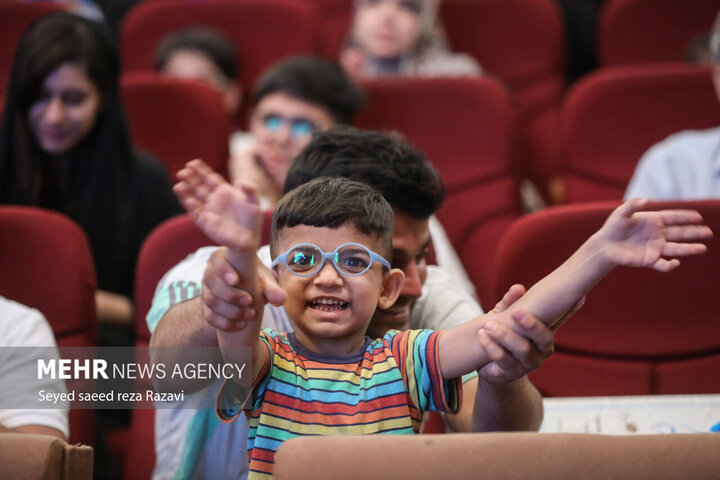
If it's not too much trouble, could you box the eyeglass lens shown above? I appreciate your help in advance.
[262,114,316,138]
[286,245,372,276]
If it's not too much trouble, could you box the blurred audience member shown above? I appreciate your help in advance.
[0,13,181,334]
[340,0,481,79]
[624,11,720,200]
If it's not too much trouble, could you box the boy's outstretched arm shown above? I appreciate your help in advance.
[439,198,713,379]
[174,160,268,383]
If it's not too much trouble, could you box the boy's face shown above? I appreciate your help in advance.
[162,49,240,115]
[273,223,403,355]
[249,92,335,188]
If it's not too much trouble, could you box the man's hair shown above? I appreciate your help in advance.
[253,56,364,124]
[154,27,238,80]
[284,126,445,219]
[270,176,394,260]
[711,11,720,63]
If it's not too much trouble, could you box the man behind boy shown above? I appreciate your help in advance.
[176,161,710,479]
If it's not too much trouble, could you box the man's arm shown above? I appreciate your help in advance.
[444,285,563,432]
[439,199,712,379]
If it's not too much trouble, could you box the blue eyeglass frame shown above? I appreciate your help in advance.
[271,242,391,277]
[262,114,317,138]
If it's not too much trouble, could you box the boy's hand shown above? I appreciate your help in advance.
[175,159,262,253]
[598,198,713,272]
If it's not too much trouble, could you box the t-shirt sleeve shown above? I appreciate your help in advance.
[146,246,216,333]
[215,329,274,422]
[0,299,69,438]
[388,329,461,414]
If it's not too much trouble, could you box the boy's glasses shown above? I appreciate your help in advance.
[261,114,317,138]
[271,242,391,277]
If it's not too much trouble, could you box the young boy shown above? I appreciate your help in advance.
[177,167,712,479]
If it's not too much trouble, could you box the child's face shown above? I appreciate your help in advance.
[273,223,403,355]
[353,0,422,59]
[249,92,335,186]
[27,62,101,156]
[162,49,240,115]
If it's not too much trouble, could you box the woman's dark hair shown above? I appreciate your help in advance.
[0,12,145,295]
[154,26,239,81]
[252,56,364,125]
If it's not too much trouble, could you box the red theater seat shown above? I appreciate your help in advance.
[120,0,319,128]
[560,64,720,204]
[0,206,96,445]
[599,0,720,66]
[355,76,521,309]
[120,72,232,181]
[0,1,64,92]
[494,200,720,396]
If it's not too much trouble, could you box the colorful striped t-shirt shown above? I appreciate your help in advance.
[217,328,461,479]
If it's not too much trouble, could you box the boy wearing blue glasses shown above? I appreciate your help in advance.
[177,166,711,479]
[230,56,364,209]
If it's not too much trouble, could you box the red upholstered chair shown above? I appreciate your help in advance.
[598,0,720,67]
[126,211,272,479]
[560,64,720,204]
[317,0,565,201]
[355,76,521,309]
[0,1,64,92]
[119,0,319,129]
[494,200,720,396]
[0,206,96,446]
[120,71,232,181]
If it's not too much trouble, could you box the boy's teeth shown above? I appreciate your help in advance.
[311,299,348,310]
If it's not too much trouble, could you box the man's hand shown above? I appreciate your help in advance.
[200,248,286,332]
[474,284,584,384]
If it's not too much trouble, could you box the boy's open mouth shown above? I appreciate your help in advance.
[309,298,349,312]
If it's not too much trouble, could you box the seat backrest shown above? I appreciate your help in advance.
[598,0,720,67]
[134,211,273,344]
[119,0,319,128]
[274,432,720,480]
[318,0,565,121]
[355,76,521,309]
[120,71,232,180]
[560,64,720,203]
[494,200,720,396]
[440,0,566,120]
[0,206,96,446]
[133,214,215,344]
[0,206,96,346]
[0,1,64,92]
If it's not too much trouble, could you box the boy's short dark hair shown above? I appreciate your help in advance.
[284,126,446,220]
[253,56,364,124]
[270,177,394,260]
[154,27,239,81]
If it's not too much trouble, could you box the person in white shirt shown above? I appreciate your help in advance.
[625,11,720,201]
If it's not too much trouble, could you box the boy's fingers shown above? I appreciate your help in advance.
[665,224,713,242]
[662,242,708,257]
[652,258,680,272]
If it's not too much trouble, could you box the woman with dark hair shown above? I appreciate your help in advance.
[0,12,181,334]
